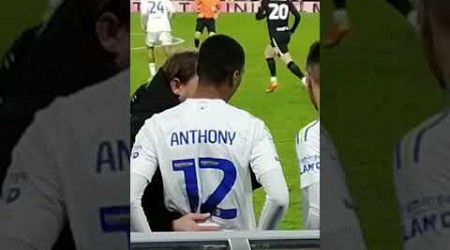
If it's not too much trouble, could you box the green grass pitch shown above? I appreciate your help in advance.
[321,0,444,249]
[131,12,320,230]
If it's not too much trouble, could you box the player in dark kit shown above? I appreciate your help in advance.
[256,0,305,93]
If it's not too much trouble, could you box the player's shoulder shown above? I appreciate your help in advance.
[395,109,449,170]
[297,119,320,146]
[225,103,268,128]
[30,70,128,138]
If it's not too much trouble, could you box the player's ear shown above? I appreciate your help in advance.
[170,78,183,96]
[232,69,243,87]
[96,12,121,53]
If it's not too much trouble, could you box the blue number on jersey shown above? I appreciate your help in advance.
[148,1,164,14]
[100,205,130,249]
[173,157,237,219]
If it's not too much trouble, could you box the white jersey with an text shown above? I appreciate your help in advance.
[0,71,130,250]
[296,119,320,229]
[131,99,287,230]
[321,126,367,249]
[296,120,320,189]
[393,110,450,250]
[141,0,174,33]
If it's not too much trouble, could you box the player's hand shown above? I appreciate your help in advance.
[214,13,219,20]
[172,213,222,231]
[198,13,204,18]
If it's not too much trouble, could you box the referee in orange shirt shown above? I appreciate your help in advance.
[194,0,220,48]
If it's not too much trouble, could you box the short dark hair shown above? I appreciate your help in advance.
[306,41,320,68]
[197,35,245,85]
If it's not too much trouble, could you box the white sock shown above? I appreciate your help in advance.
[333,9,348,24]
[149,63,156,77]
[270,77,277,83]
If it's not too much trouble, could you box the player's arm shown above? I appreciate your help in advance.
[250,121,289,230]
[296,131,320,229]
[287,0,301,34]
[213,0,221,19]
[140,0,149,30]
[0,105,65,249]
[165,0,175,19]
[255,0,268,20]
[130,119,159,233]
[195,0,203,18]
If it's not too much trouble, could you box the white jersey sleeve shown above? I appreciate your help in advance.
[130,118,159,232]
[250,121,289,230]
[296,120,320,229]
[296,120,320,188]
[164,0,175,15]
[0,107,65,249]
[321,126,366,250]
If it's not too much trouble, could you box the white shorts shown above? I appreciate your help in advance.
[146,31,172,47]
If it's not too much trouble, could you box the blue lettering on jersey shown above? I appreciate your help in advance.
[96,140,130,173]
[170,130,237,146]
[404,210,450,241]
[299,155,320,175]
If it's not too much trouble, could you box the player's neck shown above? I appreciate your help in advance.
[192,82,230,101]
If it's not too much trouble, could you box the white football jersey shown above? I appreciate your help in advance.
[131,98,285,230]
[321,126,367,250]
[296,120,320,189]
[141,0,174,33]
[0,70,130,250]
[393,109,450,250]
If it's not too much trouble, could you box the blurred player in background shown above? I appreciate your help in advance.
[296,41,320,230]
[131,35,289,232]
[194,0,220,48]
[393,1,450,249]
[256,0,304,93]
[325,0,418,47]
[141,0,175,79]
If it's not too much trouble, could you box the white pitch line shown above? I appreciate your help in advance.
[131,47,146,51]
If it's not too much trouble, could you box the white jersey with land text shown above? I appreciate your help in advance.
[393,109,450,250]
[296,120,320,189]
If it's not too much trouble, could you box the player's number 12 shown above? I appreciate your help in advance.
[173,157,237,219]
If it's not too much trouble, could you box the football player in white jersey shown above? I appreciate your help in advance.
[393,1,450,249]
[141,0,175,79]
[321,127,367,249]
[296,42,320,230]
[131,35,289,232]
[0,2,130,249]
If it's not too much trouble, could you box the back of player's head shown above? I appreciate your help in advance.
[163,50,199,84]
[419,0,450,88]
[197,35,245,87]
[306,41,320,68]
[306,41,320,84]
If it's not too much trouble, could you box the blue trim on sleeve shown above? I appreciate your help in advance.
[304,120,319,142]
[413,111,448,163]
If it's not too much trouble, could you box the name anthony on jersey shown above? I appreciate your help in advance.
[170,130,237,146]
